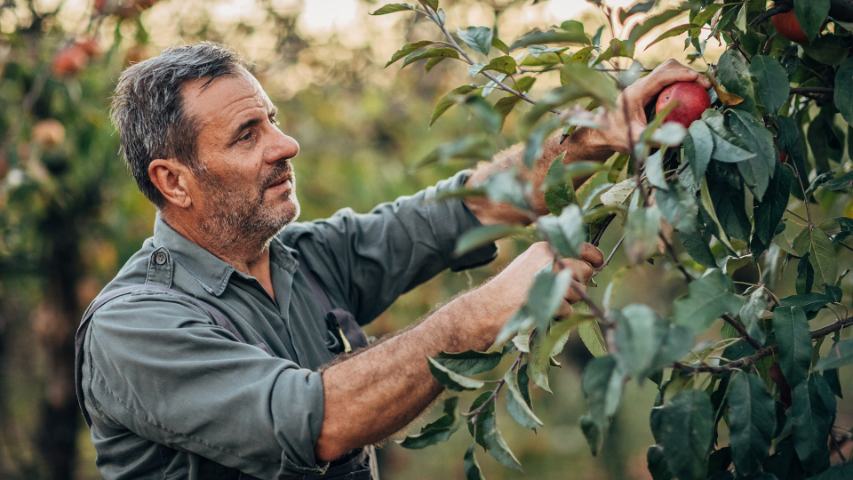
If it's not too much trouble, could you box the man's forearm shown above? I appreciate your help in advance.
[464,127,613,225]
[315,283,514,462]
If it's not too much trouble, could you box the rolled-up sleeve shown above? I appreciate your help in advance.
[281,170,498,325]
[82,293,327,479]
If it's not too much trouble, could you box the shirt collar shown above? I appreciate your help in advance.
[152,214,301,296]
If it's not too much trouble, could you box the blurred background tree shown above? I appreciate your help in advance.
[0,1,848,479]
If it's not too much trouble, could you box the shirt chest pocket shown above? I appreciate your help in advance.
[323,309,368,354]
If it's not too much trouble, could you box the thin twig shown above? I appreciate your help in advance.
[674,316,853,374]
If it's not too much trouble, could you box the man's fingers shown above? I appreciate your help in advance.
[579,242,605,269]
[564,281,586,304]
[559,258,595,284]
[635,60,711,104]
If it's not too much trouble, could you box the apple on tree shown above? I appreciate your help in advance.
[654,81,711,128]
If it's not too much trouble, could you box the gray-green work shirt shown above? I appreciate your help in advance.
[78,171,496,479]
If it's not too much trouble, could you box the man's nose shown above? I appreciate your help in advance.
[265,130,300,164]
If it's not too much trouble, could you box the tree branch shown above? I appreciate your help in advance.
[674,316,853,374]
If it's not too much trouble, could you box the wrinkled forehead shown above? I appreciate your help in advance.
[180,66,273,127]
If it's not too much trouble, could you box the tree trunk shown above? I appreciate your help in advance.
[34,211,82,480]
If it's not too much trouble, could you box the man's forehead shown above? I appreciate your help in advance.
[181,68,273,124]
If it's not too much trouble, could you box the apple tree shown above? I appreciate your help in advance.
[372,1,852,479]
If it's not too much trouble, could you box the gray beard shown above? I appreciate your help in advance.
[195,167,297,258]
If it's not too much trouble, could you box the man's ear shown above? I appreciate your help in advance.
[148,158,194,209]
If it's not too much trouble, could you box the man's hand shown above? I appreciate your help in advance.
[480,241,605,318]
[466,59,711,224]
[588,59,712,153]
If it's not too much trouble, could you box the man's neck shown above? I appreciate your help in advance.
[161,209,275,298]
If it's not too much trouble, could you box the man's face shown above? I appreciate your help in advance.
[181,68,301,245]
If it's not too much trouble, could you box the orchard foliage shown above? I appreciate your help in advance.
[373,1,853,479]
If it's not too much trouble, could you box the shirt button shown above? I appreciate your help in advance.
[154,251,168,265]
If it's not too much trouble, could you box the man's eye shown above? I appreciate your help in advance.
[239,131,254,142]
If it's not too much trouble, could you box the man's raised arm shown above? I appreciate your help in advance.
[316,241,604,462]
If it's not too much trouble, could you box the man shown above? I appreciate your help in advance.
[75,42,710,479]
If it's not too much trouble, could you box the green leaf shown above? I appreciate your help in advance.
[751,162,792,256]
[624,205,662,264]
[815,340,853,371]
[739,287,769,345]
[417,135,493,167]
[399,397,460,448]
[480,55,517,75]
[645,23,697,50]
[806,227,838,288]
[504,368,543,429]
[717,49,755,111]
[473,397,522,470]
[656,185,698,234]
[685,120,714,180]
[523,117,561,168]
[387,40,436,67]
[595,38,635,64]
[417,0,438,10]
[650,324,694,372]
[483,170,527,209]
[727,371,776,475]
[645,150,668,190]
[510,29,589,50]
[627,7,688,42]
[808,108,845,171]
[614,304,668,379]
[455,224,525,257]
[673,269,744,331]
[428,357,485,391]
[432,350,503,376]
[792,374,836,473]
[578,320,607,357]
[773,306,812,388]
[402,47,459,69]
[529,317,577,392]
[537,204,587,258]
[729,110,777,200]
[835,57,853,124]
[647,444,673,480]
[370,3,414,15]
[542,153,573,215]
[559,62,619,106]
[526,268,573,333]
[463,96,502,134]
[580,355,624,455]
[776,115,810,185]
[749,55,790,114]
[657,390,714,480]
[794,0,831,41]
[430,85,479,125]
[707,163,751,241]
[779,291,839,316]
[457,26,492,56]
[495,309,533,345]
[463,445,485,480]
[651,122,687,147]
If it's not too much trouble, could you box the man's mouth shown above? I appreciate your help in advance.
[266,172,293,194]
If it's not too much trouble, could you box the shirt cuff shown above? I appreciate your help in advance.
[428,170,499,272]
[272,368,330,477]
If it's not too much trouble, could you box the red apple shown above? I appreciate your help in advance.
[75,37,101,58]
[51,44,89,77]
[655,81,711,128]
[771,10,809,44]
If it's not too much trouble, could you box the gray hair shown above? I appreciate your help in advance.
[110,42,244,207]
